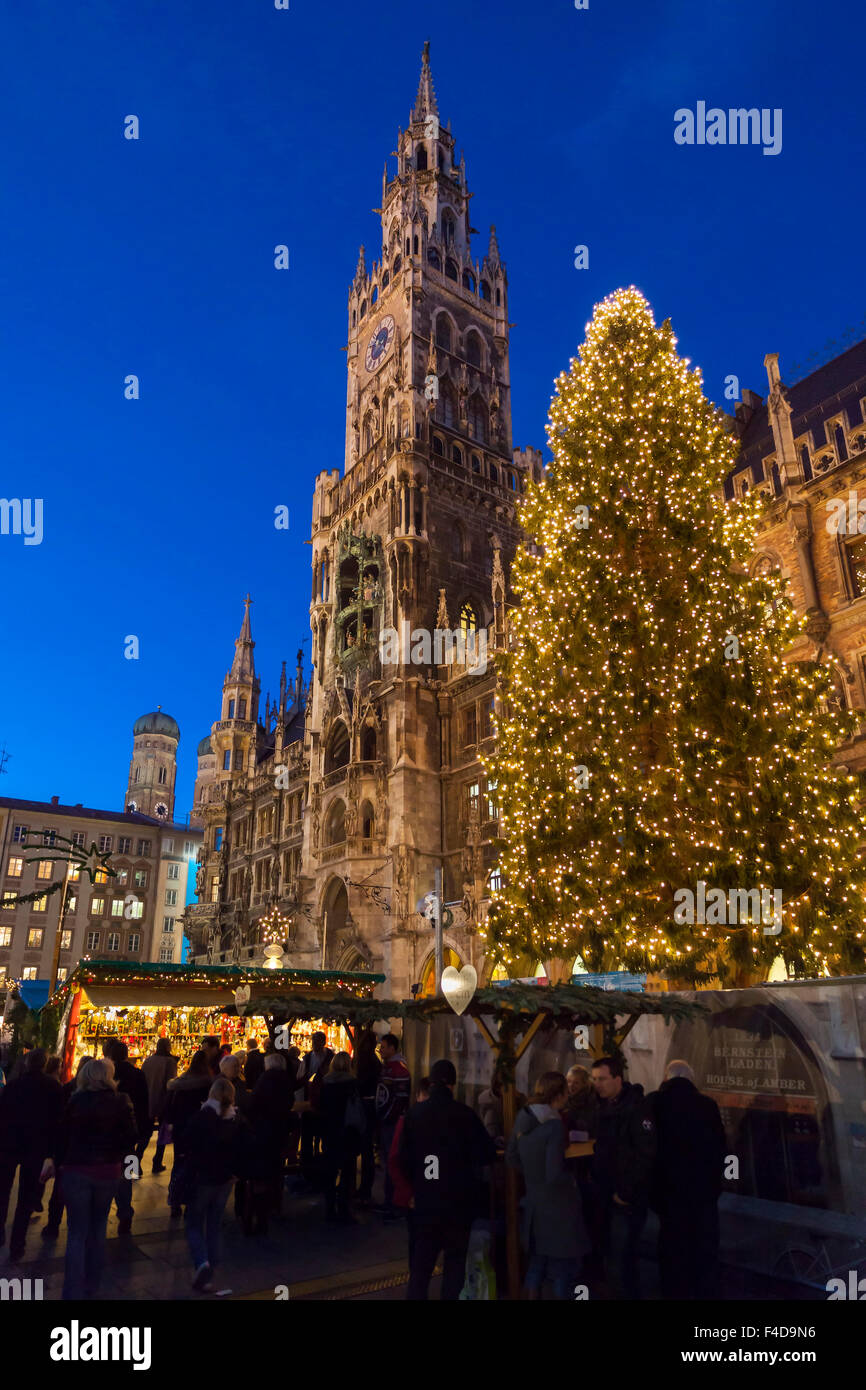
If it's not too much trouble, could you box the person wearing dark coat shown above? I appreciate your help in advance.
[43,1058,89,1240]
[244,1039,265,1091]
[245,1054,294,1234]
[651,1060,727,1299]
[183,1077,244,1291]
[398,1058,496,1300]
[164,1051,213,1217]
[51,1057,137,1300]
[141,1038,178,1173]
[319,1052,364,1223]
[354,1029,382,1203]
[103,1039,149,1233]
[0,1048,64,1259]
[219,1053,254,1224]
[590,1055,657,1300]
[506,1071,588,1299]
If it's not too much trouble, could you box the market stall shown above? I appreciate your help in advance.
[47,960,385,1081]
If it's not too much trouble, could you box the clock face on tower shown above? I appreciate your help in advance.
[365,315,395,372]
[155,803,168,819]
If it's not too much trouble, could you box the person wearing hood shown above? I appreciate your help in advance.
[590,1055,657,1300]
[164,1050,212,1217]
[651,1060,726,1300]
[319,1052,365,1223]
[141,1038,178,1174]
[506,1071,588,1299]
[182,1077,243,1292]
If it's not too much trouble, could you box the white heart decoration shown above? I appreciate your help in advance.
[234,985,251,1012]
[441,964,478,1016]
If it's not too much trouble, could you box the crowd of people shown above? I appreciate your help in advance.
[0,1033,726,1301]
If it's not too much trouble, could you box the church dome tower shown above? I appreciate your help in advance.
[125,706,179,820]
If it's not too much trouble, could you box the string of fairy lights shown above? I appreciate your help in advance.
[482,286,866,984]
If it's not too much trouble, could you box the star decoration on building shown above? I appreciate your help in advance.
[5,830,117,908]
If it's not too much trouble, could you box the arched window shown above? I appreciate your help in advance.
[325,721,350,773]
[471,453,481,474]
[359,299,367,318]
[428,247,441,271]
[489,462,498,484]
[413,235,419,255]
[436,387,456,428]
[393,255,402,275]
[442,213,455,246]
[800,445,812,479]
[363,416,374,453]
[465,332,482,369]
[496,288,501,306]
[508,470,517,491]
[462,270,476,293]
[361,726,377,761]
[352,310,356,327]
[452,445,463,467]
[445,259,459,282]
[405,237,410,256]
[432,435,444,456]
[360,800,375,839]
[467,397,487,443]
[417,145,428,171]
[325,799,346,846]
[480,280,491,301]
[371,286,379,305]
[835,424,849,463]
[459,602,477,638]
[381,271,389,289]
[435,316,452,352]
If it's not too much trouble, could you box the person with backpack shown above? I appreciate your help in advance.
[319,1052,365,1224]
[398,1058,495,1300]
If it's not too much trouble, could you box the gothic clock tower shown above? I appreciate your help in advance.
[304,45,542,994]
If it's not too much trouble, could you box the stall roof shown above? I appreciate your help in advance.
[47,959,385,1010]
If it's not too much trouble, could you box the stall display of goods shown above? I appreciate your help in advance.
[73,1004,269,1069]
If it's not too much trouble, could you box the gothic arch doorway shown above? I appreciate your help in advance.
[320,876,349,967]
[418,946,462,998]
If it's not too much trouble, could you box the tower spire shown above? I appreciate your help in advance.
[412,40,439,124]
[230,594,255,679]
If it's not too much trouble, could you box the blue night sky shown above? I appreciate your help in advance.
[1,0,863,818]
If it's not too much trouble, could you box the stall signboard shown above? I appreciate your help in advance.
[572,971,647,993]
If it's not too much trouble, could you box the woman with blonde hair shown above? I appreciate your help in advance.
[49,1056,137,1300]
[181,1076,243,1291]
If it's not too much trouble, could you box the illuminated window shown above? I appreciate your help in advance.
[0,926,12,945]
[31,896,48,913]
[420,948,461,997]
[459,602,477,638]
[111,899,124,918]
[115,868,128,886]
[7,857,23,878]
[69,865,81,882]
[1,893,15,910]
[486,779,499,821]
[27,928,44,949]
[94,869,108,884]
[134,869,147,889]
[56,967,67,983]
[60,931,72,950]
[159,947,174,962]
[466,781,480,814]
[210,878,219,904]
[127,899,143,920]
[37,860,52,880]
[22,967,38,981]
[488,867,502,894]
[90,897,104,916]
[66,896,77,914]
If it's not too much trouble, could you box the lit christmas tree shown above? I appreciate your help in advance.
[485,287,866,985]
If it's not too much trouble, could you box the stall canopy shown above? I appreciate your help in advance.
[47,959,385,1011]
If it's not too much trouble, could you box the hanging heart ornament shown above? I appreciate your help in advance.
[441,964,478,1016]
[234,985,251,1014]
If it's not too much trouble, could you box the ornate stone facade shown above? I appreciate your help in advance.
[183,48,542,996]
[726,340,866,771]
